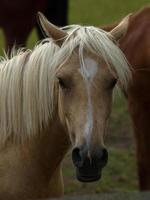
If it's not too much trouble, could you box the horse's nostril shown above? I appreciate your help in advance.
[72,146,108,169]
[72,146,108,182]
[72,147,84,168]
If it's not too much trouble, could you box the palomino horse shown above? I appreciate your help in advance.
[102,6,150,191]
[0,13,131,199]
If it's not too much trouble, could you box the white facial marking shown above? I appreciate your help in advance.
[79,58,98,146]
[80,58,98,80]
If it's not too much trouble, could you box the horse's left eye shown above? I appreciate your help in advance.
[58,77,67,89]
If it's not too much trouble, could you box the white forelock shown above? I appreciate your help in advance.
[61,25,131,87]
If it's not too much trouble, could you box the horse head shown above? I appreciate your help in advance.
[38,12,131,182]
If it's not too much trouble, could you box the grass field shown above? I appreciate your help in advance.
[69,0,150,25]
[0,0,149,196]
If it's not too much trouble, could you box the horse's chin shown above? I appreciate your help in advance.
[76,170,101,182]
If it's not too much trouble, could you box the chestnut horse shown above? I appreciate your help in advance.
[0,0,68,50]
[0,13,131,200]
[102,6,150,190]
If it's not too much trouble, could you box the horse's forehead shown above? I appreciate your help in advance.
[68,55,99,79]
[83,57,98,79]
[59,51,101,79]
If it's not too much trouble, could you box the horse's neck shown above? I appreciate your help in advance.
[0,116,70,198]
[27,116,70,174]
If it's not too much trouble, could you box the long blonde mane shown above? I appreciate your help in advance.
[0,25,131,143]
[0,39,60,143]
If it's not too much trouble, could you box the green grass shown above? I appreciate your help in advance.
[69,0,150,25]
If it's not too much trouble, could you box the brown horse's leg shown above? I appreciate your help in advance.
[3,21,34,51]
[128,99,150,190]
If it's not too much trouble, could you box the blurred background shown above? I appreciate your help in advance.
[0,0,149,196]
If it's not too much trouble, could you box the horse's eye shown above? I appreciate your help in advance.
[111,78,117,87]
[58,77,67,89]
[107,78,117,89]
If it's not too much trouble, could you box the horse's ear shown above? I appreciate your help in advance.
[110,14,132,41]
[37,12,67,45]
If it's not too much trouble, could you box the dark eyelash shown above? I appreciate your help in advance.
[58,78,67,89]
[107,78,117,90]
[111,79,117,87]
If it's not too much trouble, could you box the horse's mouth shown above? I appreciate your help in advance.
[76,172,101,182]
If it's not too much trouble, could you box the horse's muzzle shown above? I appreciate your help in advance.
[72,146,108,182]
